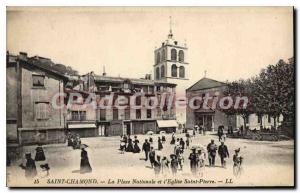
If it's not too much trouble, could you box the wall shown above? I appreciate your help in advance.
[6,66,18,142]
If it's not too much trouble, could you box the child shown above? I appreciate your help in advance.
[177,152,184,170]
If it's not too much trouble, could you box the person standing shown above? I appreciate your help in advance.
[133,136,141,153]
[170,154,178,176]
[217,126,224,142]
[126,137,134,152]
[233,148,243,177]
[80,148,92,174]
[197,149,206,177]
[161,156,170,175]
[207,140,217,167]
[153,156,161,177]
[19,153,37,179]
[158,137,163,150]
[185,137,190,149]
[149,147,156,168]
[188,148,198,175]
[177,152,184,171]
[180,138,185,151]
[35,145,46,161]
[170,132,176,144]
[142,139,150,161]
[218,142,229,168]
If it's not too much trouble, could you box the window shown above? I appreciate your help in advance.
[125,108,130,120]
[100,109,106,121]
[113,109,119,120]
[156,86,161,92]
[156,52,160,64]
[147,109,152,119]
[257,115,261,124]
[161,65,165,78]
[124,83,129,90]
[136,109,141,119]
[179,50,184,62]
[32,74,45,87]
[35,102,49,120]
[156,67,160,80]
[179,66,185,78]
[135,96,141,106]
[171,64,177,77]
[71,110,86,121]
[268,115,271,123]
[161,49,165,61]
[171,49,177,60]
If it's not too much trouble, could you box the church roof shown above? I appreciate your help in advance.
[186,77,226,91]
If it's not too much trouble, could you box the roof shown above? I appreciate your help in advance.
[186,77,226,91]
[157,120,178,128]
[7,53,69,81]
[94,75,176,87]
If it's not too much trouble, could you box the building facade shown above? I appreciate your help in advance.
[7,52,68,146]
[186,77,283,131]
[65,72,178,137]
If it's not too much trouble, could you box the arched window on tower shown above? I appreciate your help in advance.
[171,49,177,61]
[179,50,184,62]
[156,52,160,64]
[171,64,177,77]
[161,65,165,78]
[179,66,185,78]
[156,67,160,80]
[161,49,165,61]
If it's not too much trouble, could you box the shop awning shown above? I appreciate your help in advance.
[68,124,96,129]
[157,120,178,128]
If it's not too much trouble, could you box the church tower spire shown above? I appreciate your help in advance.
[168,16,173,39]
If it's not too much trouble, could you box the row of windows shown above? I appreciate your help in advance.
[156,49,185,64]
[100,109,152,121]
[156,65,185,79]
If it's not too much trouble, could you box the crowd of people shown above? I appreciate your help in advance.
[119,129,244,178]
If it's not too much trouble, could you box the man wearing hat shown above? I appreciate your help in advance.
[19,153,37,179]
[142,139,150,161]
[218,142,229,168]
[207,139,217,167]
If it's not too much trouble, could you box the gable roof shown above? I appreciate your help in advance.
[186,77,226,91]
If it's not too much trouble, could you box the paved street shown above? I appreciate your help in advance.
[7,132,294,187]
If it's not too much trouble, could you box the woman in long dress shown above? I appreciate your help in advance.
[126,137,134,152]
[158,137,163,150]
[133,136,141,153]
[80,148,92,174]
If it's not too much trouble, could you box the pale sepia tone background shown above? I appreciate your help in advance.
[5,6,294,187]
[7,7,293,87]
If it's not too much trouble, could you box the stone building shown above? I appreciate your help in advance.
[6,52,68,146]
[186,77,283,131]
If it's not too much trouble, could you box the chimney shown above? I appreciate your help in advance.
[19,52,28,61]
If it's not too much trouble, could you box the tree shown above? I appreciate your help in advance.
[221,79,254,135]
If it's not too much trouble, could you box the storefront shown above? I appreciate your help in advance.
[156,120,178,133]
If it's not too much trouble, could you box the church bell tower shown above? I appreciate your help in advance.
[153,17,189,125]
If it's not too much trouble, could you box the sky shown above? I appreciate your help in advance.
[7,7,293,87]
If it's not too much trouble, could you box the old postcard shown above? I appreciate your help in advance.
[6,6,294,187]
